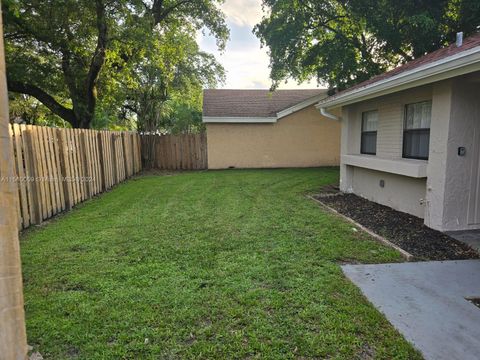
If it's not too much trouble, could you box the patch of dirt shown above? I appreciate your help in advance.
[66,346,80,358]
[357,343,375,359]
[315,193,479,261]
[318,184,340,195]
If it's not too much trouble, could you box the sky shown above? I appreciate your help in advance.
[196,0,320,90]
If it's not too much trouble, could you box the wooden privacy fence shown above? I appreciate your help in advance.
[140,133,207,170]
[7,124,142,230]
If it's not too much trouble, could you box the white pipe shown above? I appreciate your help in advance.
[319,107,341,121]
[456,32,463,47]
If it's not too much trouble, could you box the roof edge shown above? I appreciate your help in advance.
[276,92,327,119]
[317,46,480,109]
[203,116,277,124]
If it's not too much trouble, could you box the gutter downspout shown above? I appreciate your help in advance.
[319,107,341,121]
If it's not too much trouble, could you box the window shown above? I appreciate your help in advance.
[361,110,378,155]
[403,101,431,160]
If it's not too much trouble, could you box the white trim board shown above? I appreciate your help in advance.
[276,92,328,119]
[203,116,277,123]
[342,154,428,178]
[317,46,480,109]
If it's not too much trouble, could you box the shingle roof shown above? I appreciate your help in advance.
[203,89,326,117]
[325,32,480,102]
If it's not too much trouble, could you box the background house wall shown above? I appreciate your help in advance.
[340,86,432,218]
[206,105,340,169]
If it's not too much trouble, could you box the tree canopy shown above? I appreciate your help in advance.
[254,0,480,91]
[4,0,228,129]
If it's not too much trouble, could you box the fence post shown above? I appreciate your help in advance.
[97,131,106,191]
[57,129,72,211]
[121,132,128,178]
[0,4,28,356]
[111,133,118,184]
[78,130,91,198]
[202,132,208,169]
[24,128,42,224]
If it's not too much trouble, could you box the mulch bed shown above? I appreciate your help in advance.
[314,189,479,261]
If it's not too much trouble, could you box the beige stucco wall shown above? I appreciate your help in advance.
[206,105,341,169]
[445,74,480,230]
[340,85,433,219]
[351,167,427,218]
[426,73,480,231]
[423,80,453,230]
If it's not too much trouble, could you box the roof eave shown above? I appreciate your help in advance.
[276,92,327,119]
[316,46,480,110]
[203,91,327,123]
[202,116,277,124]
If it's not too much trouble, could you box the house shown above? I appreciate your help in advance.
[203,89,341,169]
[316,32,480,232]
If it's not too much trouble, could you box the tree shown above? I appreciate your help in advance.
[120,24,224,133]
[254,0,480,91]
[3,0,228,128]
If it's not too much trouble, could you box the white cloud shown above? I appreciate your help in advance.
[196,0,322,89]
[221,0,264,27]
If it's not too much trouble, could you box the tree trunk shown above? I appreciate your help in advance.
[7,0,106,129]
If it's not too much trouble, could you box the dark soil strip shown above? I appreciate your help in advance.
[315,192,479,261]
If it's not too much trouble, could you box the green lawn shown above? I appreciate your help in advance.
[21,168,421,359]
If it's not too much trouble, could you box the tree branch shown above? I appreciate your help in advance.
[80,0,108,127]
[7,78,77,126]
[152,0,192,25]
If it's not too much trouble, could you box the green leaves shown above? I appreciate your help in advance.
[254,0,480,90]
[4,0,228,129]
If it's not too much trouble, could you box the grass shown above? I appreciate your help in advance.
[21,168,422,359]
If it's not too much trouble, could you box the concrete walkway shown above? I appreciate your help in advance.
[342,260,480,360]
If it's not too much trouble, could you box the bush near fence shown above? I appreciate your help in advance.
[8,124,142,230]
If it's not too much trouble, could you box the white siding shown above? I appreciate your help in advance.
[345,85,433,159]
[340,85,433,219]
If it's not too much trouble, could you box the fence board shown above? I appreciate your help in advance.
[20,125,35,224]
[51,127,65,212]
[28,127,41,220]
[8,124,142,230]
[57,129,72,210]
[46,126,61,214]
[8,125,22,228]
[12,125,29,227]
[141,133,207,171]
[33,126,48,220]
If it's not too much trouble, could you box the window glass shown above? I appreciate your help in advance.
[361,110,378,155]
[362,110,378,131]
[403,101,431,160]
[405,101,431,129]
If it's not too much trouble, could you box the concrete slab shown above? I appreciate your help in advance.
[446,230,480,251]
[342,260,480,360]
